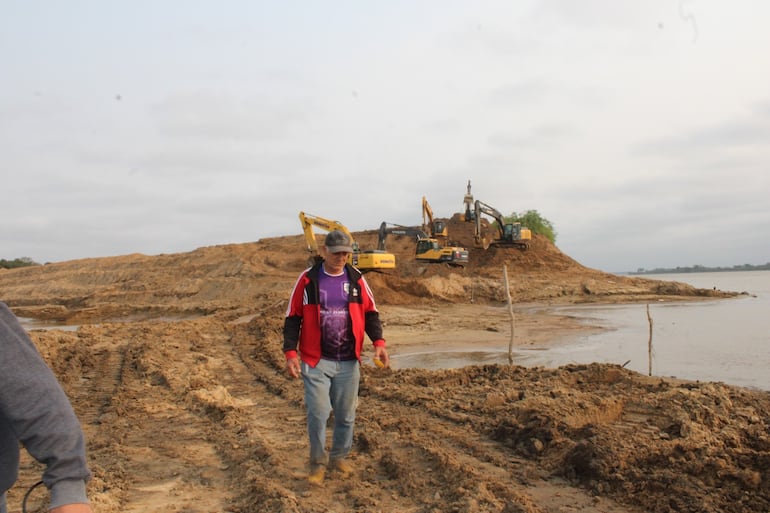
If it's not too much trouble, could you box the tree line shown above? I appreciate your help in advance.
[631,263,770,275]
[0,257,40,269]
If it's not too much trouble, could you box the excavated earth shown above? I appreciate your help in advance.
[2,215,768,513]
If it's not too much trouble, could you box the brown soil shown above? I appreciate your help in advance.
[2,215,766,513]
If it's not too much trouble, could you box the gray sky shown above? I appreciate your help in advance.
[2,1,769,273]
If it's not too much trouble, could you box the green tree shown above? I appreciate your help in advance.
[507,210,557,243]
[0,257,40,269]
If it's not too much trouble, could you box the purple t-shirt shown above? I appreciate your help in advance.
[318,265,356,361]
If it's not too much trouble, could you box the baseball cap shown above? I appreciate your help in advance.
[324,230,354,253]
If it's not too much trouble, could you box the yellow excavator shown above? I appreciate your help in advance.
[472,200,532,250]
[418,196,470,265]
[422,196,449,240]
[377,222,469,266]
[298,212,396,271]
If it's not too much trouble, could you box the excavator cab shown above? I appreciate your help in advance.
[431,220,448,239]
[503,223,522,241]
[415,239,441,256]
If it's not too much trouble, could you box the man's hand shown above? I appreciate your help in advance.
[286,356,301,379]
[374,346,390,368]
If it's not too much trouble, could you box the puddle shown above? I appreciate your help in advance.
[18,317,80,332]
[393,347,557,370]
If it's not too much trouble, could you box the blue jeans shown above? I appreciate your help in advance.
[301,358,360,466]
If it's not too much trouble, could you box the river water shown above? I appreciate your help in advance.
[395,270,770,392]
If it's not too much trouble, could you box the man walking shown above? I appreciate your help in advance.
[283,230,389,485]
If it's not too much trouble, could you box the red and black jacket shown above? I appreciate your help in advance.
[283,262,385,367]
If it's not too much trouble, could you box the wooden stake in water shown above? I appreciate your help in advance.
[647,304,653,376]
[503,265,515,365]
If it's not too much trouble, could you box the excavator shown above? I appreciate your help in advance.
[417,196,471,265]
[472,200,532,250]
[376,222,469,266]
[298,212,396,271]
[421,196,449,240]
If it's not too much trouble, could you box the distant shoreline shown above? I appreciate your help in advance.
[627,264,770,275]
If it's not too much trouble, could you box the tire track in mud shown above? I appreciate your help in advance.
[91,313,385,513]
[27,326,128,426]
[116,343,234,513]
[117,317,313,513]
[19,328,134,511]
[31,320,259,512]
[79,322,241,512]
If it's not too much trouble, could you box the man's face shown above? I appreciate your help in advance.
[320,246,350,274]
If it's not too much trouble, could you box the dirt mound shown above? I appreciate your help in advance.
[0,212,733,324]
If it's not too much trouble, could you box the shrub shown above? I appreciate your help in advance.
[0,257,40,269]
[508,210,557,243]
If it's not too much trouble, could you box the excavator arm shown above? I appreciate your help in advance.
[473,200,507,244]
[298,212,359,264]
[421,196,448,240]
[377,222,428,251]
[298,212,396,271]
[463,180,475,222]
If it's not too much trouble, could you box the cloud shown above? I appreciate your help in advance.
[2,1,770,272]
[634,108,770,157]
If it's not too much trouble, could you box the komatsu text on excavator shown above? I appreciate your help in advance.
[298,212,396,271]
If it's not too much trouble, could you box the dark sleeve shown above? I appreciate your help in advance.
[0,303,91,490]
[283,316,302,352]
[359,274,384,343]
[364,311,384,343]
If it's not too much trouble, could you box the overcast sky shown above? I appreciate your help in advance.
[2,1,769,273]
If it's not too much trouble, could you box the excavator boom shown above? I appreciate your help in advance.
[463,180,475,222]
[421,196,448,240]
[377,222,428,251]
